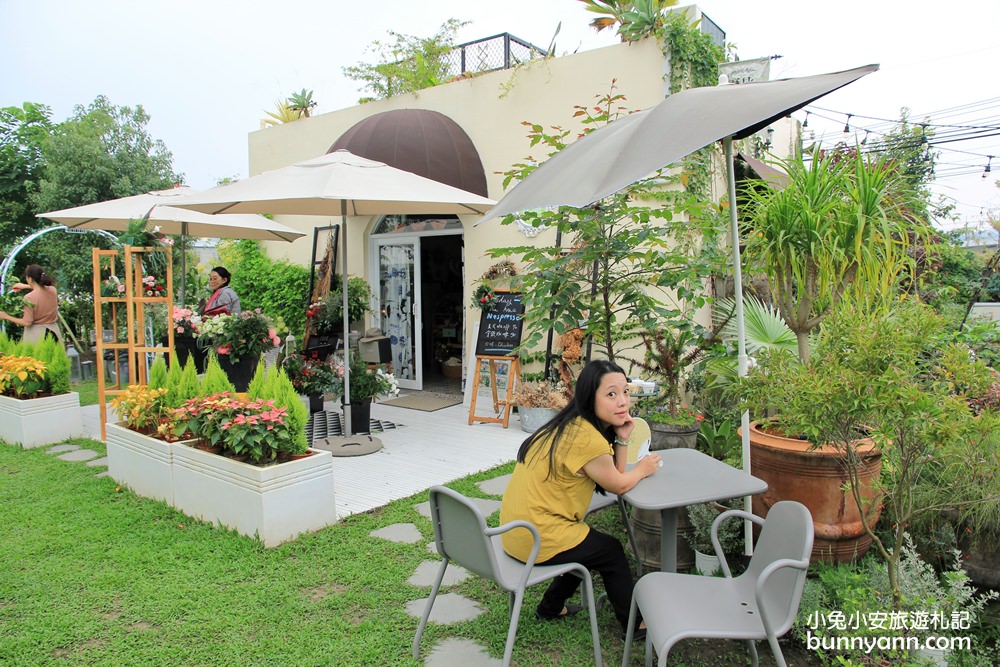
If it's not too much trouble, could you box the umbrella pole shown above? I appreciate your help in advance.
[724,137,752,556]
[341,200,352,436]
[180,222,187,306]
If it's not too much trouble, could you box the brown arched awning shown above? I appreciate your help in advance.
[328,109,488,197]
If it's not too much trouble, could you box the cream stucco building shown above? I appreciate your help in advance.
[245,14,787,392]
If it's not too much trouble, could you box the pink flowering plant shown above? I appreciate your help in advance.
[172,306,201,338]
[173,392,293,463]
[100,274,127,297]
[196,309,281,364]
[219,398,291,463]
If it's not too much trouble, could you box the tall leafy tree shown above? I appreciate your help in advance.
[5,96,182,341]
[32,95,180,213]
[0,102,53,249]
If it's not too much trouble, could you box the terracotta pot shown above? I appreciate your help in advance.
[744,420,883,564]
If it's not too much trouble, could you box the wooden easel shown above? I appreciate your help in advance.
[467,355,520,428]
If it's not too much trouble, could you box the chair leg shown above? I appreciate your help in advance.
[746,639,759,667]
[576,568,603,667]
[412,559,449,659]
[620,594,640,667]
[617,497,642,577]
[503,590,526,667]
[765,634,786,667]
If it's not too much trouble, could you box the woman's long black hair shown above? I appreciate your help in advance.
[516,359,626,480]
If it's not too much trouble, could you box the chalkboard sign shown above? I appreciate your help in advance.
[475,291,524,357]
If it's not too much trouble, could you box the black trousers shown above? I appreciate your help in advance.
[535,528,636,631]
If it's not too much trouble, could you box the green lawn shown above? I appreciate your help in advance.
[69,379,98,406]
[4,440,702,666]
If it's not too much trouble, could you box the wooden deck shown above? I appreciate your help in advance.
[312,396,524,519]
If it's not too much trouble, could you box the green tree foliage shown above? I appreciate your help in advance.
[32,95,180,213]
[342,19,467,103]
[163,356,184,408]
[246,359,268,399]
[200,354,235,395]
[489,88,725,364]
[217,239,310,339]
[148,357,168,390]
[178,356,201,403]
[2,96,182,343]
[0,102,53,248]
[864,110,943,221]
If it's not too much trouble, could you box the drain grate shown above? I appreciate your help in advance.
[306,410,402,443]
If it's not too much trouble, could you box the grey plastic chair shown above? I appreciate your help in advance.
[413,485,603,667]
[621,500,813,667]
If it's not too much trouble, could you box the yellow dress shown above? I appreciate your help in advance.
[500,417,612,562]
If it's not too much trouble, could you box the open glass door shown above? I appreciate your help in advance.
[374,237,422,390]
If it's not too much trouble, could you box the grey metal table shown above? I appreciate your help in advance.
[622,447,767,572]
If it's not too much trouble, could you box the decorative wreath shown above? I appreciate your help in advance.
[471,283,496,312]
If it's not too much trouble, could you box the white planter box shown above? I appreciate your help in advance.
[0,392,83,449]
[105,422,179,504]
[171,445,338,547]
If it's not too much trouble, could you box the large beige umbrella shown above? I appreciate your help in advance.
[478,64,878,552]
[38,186,306,303]
[169,149,495,433]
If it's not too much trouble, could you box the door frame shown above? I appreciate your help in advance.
[369,228,464,391]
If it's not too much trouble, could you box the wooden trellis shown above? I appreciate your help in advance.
[92,245,174,440]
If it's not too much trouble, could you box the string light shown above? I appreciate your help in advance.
[983,156,993,178]
[843,113,852,134]
[802,111,809,128]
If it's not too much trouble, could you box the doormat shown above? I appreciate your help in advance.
[379,395,462,412]
[306,411,401,442]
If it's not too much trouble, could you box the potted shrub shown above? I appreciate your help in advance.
[309,276,371,344]
[170,365,336,546]
[330,351,399,434]
[0,335,82,448]
[687,499,744,575]
[282,352,337,412]
[734,297,999,604]
[196,309,281,391]
[734,148,929,564]
[511,380,569,433]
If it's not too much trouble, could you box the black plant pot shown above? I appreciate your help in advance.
[308,394,324,413]
[174,336,206,373]
[218,353,260,393]
[346,399,371,435]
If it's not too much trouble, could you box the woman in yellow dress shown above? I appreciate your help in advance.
[500,359,661,640]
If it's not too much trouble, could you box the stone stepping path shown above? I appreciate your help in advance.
[43,443,109,477]
[366,483,515,665]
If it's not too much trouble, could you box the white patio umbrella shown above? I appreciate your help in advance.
[37,187,306,303]
[169,149,495,434]
[477,64,879,552]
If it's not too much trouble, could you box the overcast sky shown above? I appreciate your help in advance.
[3,0,998,231]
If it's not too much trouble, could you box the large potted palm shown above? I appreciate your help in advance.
[737,148,926,563]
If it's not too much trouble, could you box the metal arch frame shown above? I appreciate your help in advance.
[0,225,120,296]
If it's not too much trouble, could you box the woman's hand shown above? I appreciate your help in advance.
[613,418,635,446]
[635,452,662,478]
